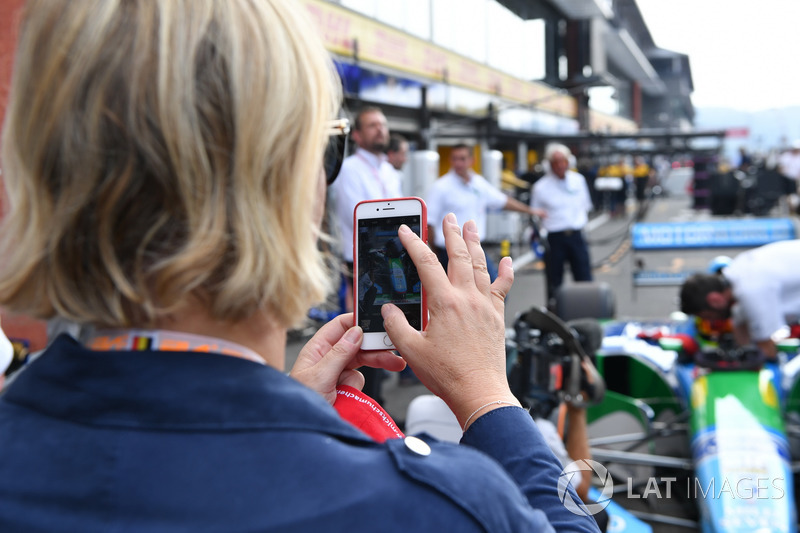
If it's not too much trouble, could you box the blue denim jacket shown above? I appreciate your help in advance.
[0,335,597,532]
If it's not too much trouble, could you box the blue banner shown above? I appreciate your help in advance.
[631,219,796,250]
[632,271,691,286]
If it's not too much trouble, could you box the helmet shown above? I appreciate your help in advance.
[707,255,732,274]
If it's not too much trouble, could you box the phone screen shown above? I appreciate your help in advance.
[356,214,422,333]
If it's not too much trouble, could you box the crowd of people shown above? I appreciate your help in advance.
[321,103,669,315]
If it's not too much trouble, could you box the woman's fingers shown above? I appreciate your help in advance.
[396,223,449,293]
[491,256,514,314]
[381,302,423,364]
[336,368,365,391]
[290,314,349,378]
[314,328,402,374]
[381,302,446,400]
[462,219,491,294]
[384,211,520,429]
[442,213,479,288]
[397,213,489,299]
[290,324,365,404]
[357,349,407,372]
[291,315,405,405]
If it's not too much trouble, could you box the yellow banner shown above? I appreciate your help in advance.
[589,109,637,134]
[303,0,576,118]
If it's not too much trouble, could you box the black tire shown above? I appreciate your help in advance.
[553,282,615,322]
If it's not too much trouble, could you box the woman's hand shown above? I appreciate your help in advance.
[382,213,521,430]
[290,313,406,405]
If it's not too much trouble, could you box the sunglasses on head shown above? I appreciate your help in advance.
[325,118,350,185]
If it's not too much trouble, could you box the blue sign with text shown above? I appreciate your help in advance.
[632,271,691,286]
[631,219,796,250]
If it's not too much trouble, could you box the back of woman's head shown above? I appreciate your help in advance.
[0,0,340,328]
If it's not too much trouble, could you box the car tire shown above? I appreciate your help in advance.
[553,282,615,321]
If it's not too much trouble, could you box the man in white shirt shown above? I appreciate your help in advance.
[329,107,402,403]
[426,144,543,279]
[530,143,594,303]
[330,107,402,299]
[680,239,800,359]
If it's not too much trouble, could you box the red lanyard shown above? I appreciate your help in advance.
[356,153,388,197]
[87,330,265,365]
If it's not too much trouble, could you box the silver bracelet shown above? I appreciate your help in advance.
[462,400,519,432]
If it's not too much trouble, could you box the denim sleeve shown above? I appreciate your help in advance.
[460,407,601,533]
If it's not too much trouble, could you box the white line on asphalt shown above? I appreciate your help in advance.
[584,213,610,232]
[511,213,610,272]
[512,251,536,272]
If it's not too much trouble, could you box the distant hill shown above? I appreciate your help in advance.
[695,106,800,162]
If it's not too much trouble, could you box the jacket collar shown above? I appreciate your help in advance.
[2,335,373,443]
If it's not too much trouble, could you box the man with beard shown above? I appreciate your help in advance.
[331,107,401,286]
[329,107,402,403]
[427,144,543,281]
[680,240,800,359]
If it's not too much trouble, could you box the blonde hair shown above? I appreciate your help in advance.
[0,0,340,328]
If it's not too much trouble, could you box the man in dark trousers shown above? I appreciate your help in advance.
[530,143,594,307]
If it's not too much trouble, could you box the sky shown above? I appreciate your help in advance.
[636,0,800,112]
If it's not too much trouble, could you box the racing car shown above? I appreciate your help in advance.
[525,282,800,533]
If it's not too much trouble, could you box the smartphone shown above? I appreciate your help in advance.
[353,197,427,350]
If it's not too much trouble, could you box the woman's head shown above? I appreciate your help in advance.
[0,0,340,328]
